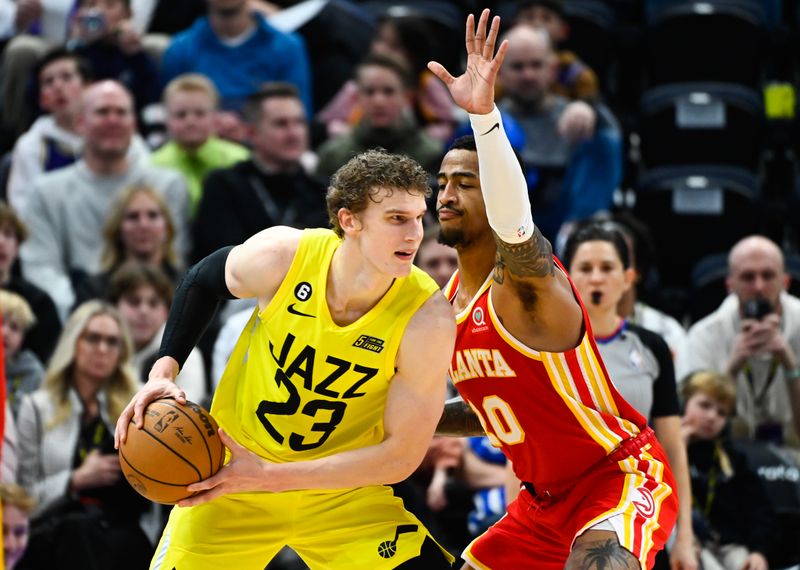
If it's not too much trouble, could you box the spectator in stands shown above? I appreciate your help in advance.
[316,54,443,179]
[8,48,151,214]
[681,370,777,570]
[511,0,599,101]
[191,82,326,262]
[73,183,183,306]
[0,290,44,418]
[678,235,800,449]
[19,80,189,322]
[15,301,152,569]
[461,436,507,538]
[317,13,457,143]
[109,262,206,403]
[563,222,698,570]
[160,0,312,121]
[7,49,91,213]
[0,482,35,569]
[416,225,458,289]
[151,73,249,215]
[497,25,622,241]
[67,0,161,115]
[0,0,77,137]
[0,204,61,364]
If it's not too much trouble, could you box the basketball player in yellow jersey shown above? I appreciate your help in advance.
[114,149,457,569]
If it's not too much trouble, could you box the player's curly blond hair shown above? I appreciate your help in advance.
[326,149,431,238]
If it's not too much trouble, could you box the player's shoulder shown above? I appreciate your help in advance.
[408,290,456,335]
[228,226,305,296]
[242,225,305,252]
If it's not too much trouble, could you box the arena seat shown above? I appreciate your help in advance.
[632,164,761,319]
[559,0,617,92]
[645,0,768,89]
[639,82,764,170]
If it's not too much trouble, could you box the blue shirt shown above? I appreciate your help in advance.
[161,13,313,116]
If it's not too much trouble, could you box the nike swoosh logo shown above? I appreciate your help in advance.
[481,122,500,136]
[287,303,315,318]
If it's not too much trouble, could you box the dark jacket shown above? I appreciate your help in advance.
[191,160,329,262]
[316,115,443,179]
[688,438,778,557]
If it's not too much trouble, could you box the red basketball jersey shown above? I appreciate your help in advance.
[444,261,648,490]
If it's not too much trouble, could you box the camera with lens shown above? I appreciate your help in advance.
[743,297,774,320]
[79,9,106,35]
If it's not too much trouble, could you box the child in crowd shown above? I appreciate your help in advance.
[7,48,90,213]
[0,482,35,569]
[0,291,44,418]
[681,370,778,570]
[151,73,249,215]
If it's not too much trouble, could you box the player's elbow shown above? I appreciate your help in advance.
[382,439,430,484]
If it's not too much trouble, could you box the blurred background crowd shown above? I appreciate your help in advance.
[0,0,799,568]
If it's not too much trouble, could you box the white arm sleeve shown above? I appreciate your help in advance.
[469,105,534,244]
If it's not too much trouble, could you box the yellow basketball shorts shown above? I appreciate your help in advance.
[150,485,454,569]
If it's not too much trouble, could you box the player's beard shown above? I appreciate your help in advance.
[438,225,471,249]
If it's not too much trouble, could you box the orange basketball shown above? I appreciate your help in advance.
[119,398,226,504]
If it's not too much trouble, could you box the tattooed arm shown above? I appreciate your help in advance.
[492,228,554,285]
[436,396,485,437]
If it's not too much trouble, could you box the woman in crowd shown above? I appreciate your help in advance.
[563,222,698,569]
[73,184,183,306]
[16,300,152,569]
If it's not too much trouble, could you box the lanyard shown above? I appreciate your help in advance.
[742,358,779,408]
[7,374,23,408]
[697,442,731,520]
[248,175,298,226]
[703,460,718,520]
[78,420,107,462]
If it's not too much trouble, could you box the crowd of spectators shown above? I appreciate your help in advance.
[0,0,798,568]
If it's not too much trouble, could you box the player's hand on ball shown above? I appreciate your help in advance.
[114,357,187,449]
[178,428,270,507]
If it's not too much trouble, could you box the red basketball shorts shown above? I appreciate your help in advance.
[463,428,679,570]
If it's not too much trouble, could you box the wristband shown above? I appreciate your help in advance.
[785,367,800,383]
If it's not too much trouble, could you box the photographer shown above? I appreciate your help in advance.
[678,236,800,450]
[67,0,160,116]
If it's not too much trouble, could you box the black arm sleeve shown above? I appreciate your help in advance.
[629,324,681,418]
[157,246,237,368]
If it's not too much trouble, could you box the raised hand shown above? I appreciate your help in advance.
[427,9,508,116]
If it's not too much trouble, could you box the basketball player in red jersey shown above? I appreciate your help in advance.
[429,10,680,569]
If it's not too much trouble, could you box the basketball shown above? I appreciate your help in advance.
[119,398,226,504]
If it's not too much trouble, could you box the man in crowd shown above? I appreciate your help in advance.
[191,82,327,262]
[497,25,622,242]
[20,80,189,321]
[316,54,442,179]
[160,0,312,121]
[679,235,800,449]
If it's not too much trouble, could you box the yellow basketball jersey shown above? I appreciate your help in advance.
[212,228,439,464]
